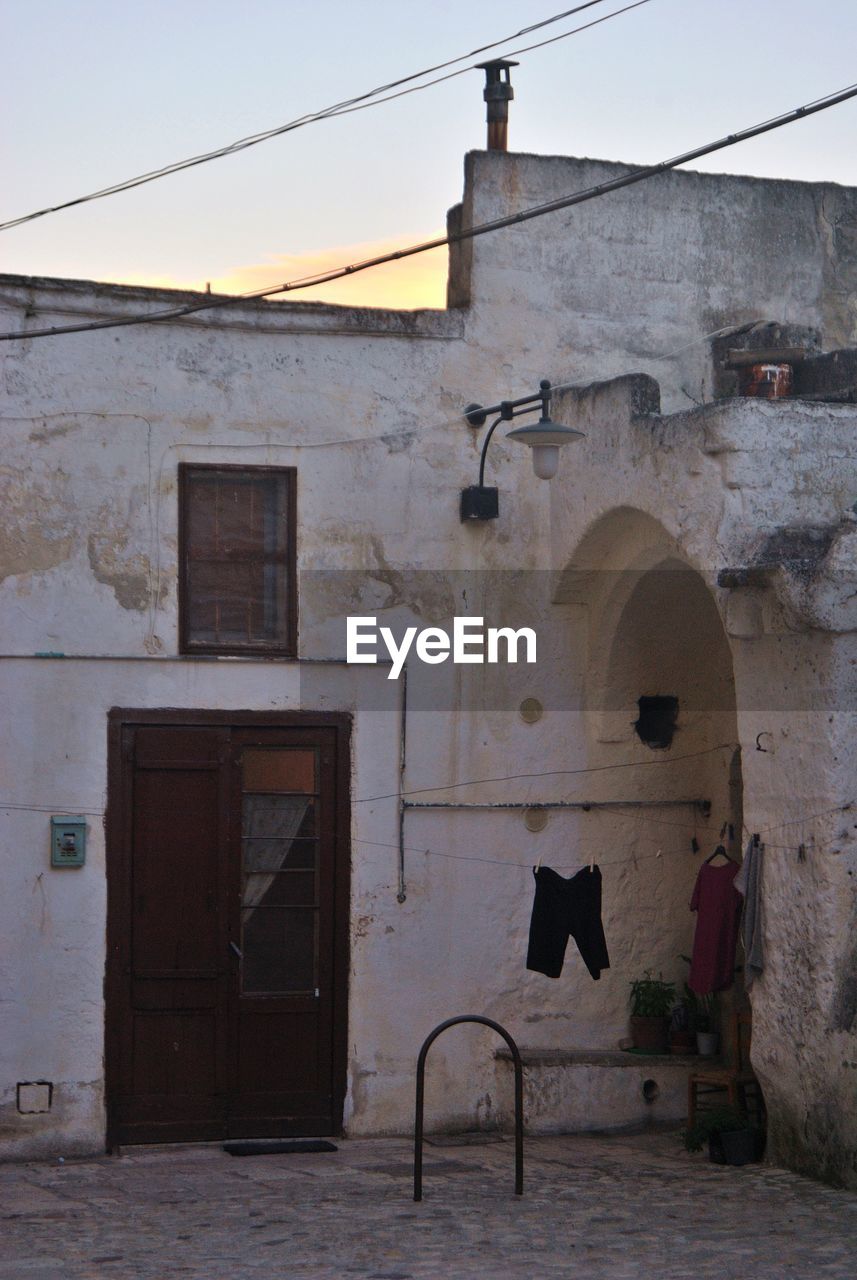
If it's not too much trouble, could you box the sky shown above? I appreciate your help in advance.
[3,0,857,309]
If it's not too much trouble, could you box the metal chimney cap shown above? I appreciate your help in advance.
[476,60,518,102]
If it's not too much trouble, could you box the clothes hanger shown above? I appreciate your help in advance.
[705,843,737,865]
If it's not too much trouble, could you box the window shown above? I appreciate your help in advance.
[179,465,296,655]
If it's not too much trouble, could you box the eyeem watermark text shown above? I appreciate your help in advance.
[347,616,537,680]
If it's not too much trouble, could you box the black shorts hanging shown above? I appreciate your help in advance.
[526,865,610,980]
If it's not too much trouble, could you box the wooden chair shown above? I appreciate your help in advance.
[687,1008,764,1128]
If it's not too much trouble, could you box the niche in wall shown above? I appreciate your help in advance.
[634,695,679,749]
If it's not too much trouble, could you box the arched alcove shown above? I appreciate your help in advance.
[557,509,743,1042]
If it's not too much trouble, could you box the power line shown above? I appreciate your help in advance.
[0,1,636,234]
[3,78,856,344]
[310,2,652,125]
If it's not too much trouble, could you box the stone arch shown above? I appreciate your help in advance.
[557,507,743,1036]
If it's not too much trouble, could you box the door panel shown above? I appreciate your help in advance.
[226,729,338,1136]
[112,725,229,1143]
[131,1013,219,1098]
[131,767,221,974]
[106,713,349,1147]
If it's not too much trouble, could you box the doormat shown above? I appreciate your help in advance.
[223,1139,338,1157]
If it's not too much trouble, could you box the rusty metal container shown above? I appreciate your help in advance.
[737,362,794,398]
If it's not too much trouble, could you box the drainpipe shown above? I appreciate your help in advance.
[476,59,518,152]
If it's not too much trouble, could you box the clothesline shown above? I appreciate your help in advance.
[350,823,848,872]
[347,790,854,873]
[353,742,737,804]
[0,744,732,820]
[589,799,853,840]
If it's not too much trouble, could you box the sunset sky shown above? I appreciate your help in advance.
[3,0,857,310]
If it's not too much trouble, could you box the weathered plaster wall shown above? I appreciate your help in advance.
[547,377,857,1185]
[2,149,857,1182]
[454,152,857,411]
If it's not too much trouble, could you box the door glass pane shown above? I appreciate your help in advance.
[243,837,317,873]
[243,749,316,794]
[243,872,315,908]
[242,795,316,845]
[241,907,316,993]
[240,749,320,994]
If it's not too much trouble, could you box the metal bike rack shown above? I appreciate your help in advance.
[413,1015,524,1201]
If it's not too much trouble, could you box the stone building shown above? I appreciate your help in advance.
[1,145,856,1187]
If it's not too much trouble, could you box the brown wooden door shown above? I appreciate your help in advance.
[106,712,350,1146]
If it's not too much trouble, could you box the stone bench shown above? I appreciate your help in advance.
[495,1048,706,1134]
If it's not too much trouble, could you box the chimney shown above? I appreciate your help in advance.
[476,60,518,152]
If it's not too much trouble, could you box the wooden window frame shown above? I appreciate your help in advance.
[178,463,297,657]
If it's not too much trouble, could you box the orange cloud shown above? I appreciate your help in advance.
[119,233,449,311]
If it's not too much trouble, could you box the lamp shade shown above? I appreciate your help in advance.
[506,415,585,479]
[531,444,559,480]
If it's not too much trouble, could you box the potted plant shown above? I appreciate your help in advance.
[682,1106,764,1166]
[668,1001,696,1055]
[678,963,719,1055]
[629,972,676,1053]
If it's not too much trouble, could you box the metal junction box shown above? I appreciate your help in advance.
[50,816,86,868]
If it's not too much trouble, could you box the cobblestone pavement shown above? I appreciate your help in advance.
[2,1129,856,1279]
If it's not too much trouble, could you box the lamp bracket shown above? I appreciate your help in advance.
[459,379,562,521]
[464,379,552,428]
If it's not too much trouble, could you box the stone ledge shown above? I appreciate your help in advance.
[494,1048,707,1067]
[0,273,466,341]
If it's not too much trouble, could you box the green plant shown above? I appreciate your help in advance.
[678,957,717,1032]
[629,972,676,1018]
[682,1107,750,1153]
[682,984,716,1032]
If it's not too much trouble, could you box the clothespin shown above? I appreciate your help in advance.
[655,848,662,860]
[589,853,595,873]
[691,837,700,854]
[797,843,807,863]
[719,821,728,840]
[753,833,760,849]
[535,855,542,872]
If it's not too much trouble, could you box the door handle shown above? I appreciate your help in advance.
[229,941,243,959]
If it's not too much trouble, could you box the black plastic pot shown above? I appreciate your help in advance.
[708,1129,764,1166]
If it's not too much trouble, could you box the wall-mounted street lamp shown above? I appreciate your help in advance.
[461,379,584,521]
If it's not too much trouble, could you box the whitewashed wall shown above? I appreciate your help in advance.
[1,151,856,1182]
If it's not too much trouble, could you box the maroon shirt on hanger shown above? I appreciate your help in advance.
[688,860,742,995]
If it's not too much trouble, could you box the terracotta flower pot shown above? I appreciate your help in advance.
[630,1015,669,1053]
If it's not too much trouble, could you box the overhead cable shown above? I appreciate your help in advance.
[0,0,639,233]
[4,78,856,344]
[305,1,652,124]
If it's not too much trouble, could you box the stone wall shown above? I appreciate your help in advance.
[1,149,856,1183]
